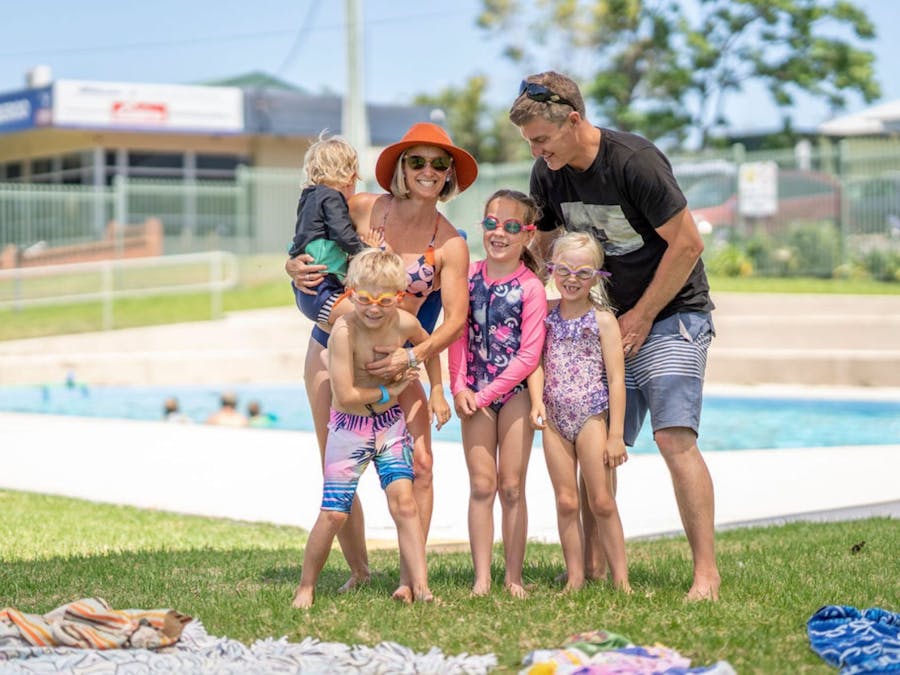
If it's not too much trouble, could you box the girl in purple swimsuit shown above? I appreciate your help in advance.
[528,231,631,593]
[448,189,547,598]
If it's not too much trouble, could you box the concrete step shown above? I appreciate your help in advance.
[2,295,899,388]
[707,347,900,387]
[706,292,900,385]
[712,316,899,350]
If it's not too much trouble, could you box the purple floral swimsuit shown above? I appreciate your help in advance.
[542,304,609,442]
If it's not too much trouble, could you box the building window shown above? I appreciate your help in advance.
[196,154,248,180]
[128,152,184,178]
[0,162,23,182]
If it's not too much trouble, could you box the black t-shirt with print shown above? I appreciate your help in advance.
[531,127,713,320]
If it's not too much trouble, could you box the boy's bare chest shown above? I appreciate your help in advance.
[347,326,402,384]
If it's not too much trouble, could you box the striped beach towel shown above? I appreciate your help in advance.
[0,598,191,650]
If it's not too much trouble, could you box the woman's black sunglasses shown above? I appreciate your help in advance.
[405,154,452,172]
[518,81,577,110]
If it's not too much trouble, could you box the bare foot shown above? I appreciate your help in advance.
[391,585,413,604]
[615,580,633,594]
[337,572,371,594]
[684,583,719,602]
[557,570,602,585]
[506,582,528,599]
[561,579,584,594]
[471,580,491,597]
[414,588,434,603]
[686,573,721,602]
[291,587,314,609]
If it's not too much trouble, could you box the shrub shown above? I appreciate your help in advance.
[704,243,753,277]
[859,248,900,282]
[783,222,841,278]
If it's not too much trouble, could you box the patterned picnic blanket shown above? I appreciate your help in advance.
[807,605,900,674]
[0,598,497,674]
[520,629,736,674]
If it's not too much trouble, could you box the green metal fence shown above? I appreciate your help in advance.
[1,138,898,280]
[0,182,113,250]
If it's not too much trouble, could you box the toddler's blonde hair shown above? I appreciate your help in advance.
[550,231,614,310]
[344,248,406,294]
[303,132,359,188]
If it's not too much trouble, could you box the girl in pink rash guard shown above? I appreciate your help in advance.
[448,189,547,598]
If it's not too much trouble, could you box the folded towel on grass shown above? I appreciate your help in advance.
[0,598,190,650]
[0,598,497,674]
[807,604,900,674]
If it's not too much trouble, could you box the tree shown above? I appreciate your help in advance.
[413,76,532,163]
[477,0,881,149]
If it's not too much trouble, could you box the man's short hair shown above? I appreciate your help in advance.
[509,71,586,126]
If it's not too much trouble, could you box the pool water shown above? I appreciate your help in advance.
[1,383,897,453]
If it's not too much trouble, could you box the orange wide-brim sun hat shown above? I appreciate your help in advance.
[374,122,478,193]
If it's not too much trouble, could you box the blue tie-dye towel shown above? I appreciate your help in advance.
[807,605,900,674]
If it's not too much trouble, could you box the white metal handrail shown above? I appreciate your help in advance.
[0,251,239,328]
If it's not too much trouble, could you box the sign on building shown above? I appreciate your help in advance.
[0,87,52,132]
[738,161,778,217]
[52,80,243,133]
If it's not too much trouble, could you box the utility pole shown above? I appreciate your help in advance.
[343,0,370,176]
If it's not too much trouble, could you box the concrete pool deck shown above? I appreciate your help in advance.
[1,294,899,543]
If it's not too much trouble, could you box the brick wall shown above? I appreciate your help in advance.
[0,218,163,269]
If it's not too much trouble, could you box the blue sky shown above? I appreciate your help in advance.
[0,0,896,135]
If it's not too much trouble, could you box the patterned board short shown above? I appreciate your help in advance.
[321,405,415,513]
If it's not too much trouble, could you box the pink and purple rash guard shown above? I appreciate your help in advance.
[448,260,547,411]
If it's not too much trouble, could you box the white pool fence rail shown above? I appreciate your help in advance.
[0,250,238,329]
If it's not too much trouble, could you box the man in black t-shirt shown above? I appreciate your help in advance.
[510,71,720,601]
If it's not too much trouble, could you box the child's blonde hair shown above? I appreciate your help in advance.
[550,231,614,310]
[344,248,406,293]
[483,188,542,275]
[303,132,359,188]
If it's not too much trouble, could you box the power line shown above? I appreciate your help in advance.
[0,29,296,59]
[274,0,326,76]
[0,7,473,61]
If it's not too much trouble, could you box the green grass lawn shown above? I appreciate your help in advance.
[1,490,896,673]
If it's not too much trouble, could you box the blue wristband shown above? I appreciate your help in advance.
[377,385,389,405]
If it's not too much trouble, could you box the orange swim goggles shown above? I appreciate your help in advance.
[350,289,405,307]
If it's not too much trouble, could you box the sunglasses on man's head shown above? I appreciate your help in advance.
[546,262,611,281]
[518,81,577,110]
[351,289,405,307]
[482,215,536,235]
[405,154,453,172]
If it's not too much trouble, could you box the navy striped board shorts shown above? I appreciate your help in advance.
[623,311,715,447]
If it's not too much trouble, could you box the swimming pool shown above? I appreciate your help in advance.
[1,383,897,453]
